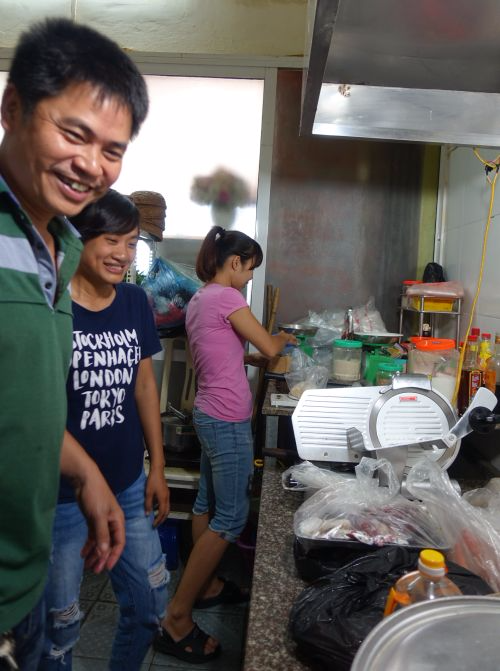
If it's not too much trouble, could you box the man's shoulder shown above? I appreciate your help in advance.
[0,202,26,238]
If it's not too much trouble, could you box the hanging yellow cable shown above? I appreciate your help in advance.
[451,148,499,406]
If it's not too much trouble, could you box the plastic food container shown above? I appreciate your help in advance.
[376,360,405,385]
[409,296,455,312]
[332,339,362,381]
[407,338,458,402]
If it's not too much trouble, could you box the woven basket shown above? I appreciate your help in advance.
[129,191,166,241]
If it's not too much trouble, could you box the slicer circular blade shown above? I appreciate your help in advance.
[368,386,460,471]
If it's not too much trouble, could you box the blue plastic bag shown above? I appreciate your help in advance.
[142,257,201,330]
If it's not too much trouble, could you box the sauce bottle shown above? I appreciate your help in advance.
[457,336,483,415]
[487,333,500,407]
[480,332,495,392]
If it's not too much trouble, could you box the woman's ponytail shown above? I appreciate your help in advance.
[195,225,263,282]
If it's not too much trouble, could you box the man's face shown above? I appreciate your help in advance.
[0,81,133,226]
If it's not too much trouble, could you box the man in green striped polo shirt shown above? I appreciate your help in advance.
[0,18,149,669]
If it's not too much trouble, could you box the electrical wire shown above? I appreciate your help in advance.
[451,148,499,406]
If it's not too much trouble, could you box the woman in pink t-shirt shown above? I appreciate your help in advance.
[154,226,296,663]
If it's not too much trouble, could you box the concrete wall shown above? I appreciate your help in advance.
[0,0,308,57]
[265,69,427,332]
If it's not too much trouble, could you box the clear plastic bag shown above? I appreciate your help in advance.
[142,257,202,329]
[352,296,387,333]
[464,478,500,524]
[284,348,329,399]
[281,460,352,492]
[406,458,500,591]
[302,297,387,343]
[405,280,464,298]
[294,457,447,548]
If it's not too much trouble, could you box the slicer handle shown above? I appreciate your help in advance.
[469,407,500,434]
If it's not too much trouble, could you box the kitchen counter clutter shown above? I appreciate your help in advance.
[242,458,495,671]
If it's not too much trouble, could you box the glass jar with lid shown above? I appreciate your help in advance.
[376,360,405,386]
[332,339,362,381]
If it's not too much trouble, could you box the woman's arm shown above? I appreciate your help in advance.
[135,356,170,527]
[61,430,125,573]
[244,352,271,367]
[229,307,297,357]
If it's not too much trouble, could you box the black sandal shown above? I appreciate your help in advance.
[153,623,221,663]
[194,577,250,609]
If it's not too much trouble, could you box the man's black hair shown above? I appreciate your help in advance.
[69,189,140,242]
[8,17,148,138]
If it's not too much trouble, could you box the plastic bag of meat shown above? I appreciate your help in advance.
[142,257,202,331]
[293,457,447,550]
[406,457,500,592]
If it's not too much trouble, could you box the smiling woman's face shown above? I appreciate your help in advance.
[79,228,140,286]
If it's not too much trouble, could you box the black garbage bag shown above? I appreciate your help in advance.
[294,536,397,583]
[289,546,492,671]
[422,262,446,282]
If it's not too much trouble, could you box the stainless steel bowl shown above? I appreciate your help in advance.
[353,331,402,345]
[278,322,318,337]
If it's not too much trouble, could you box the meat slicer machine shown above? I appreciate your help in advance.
[291,374,498,492]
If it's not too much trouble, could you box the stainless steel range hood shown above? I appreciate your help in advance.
[301,0,500,145]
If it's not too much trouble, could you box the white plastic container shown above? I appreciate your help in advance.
[407,338,458,402]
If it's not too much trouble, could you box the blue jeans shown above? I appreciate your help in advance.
[192,408,254,543]
[39,472,169,671]
[8,595,45,670]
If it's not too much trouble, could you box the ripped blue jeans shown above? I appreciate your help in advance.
[38,471,169,671]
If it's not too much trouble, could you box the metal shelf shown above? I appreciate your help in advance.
[398,297,462,343]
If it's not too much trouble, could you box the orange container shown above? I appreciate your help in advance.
[414,338,456,351]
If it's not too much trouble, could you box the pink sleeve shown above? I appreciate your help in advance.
[219,288,249,321]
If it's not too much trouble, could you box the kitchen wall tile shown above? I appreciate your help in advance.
[441,225,462,281]
[473,146,500,219]
[475,217,500,318]
[445,149,466,231]
[453,221,483,314]
[461,149,493,225]
[471,315,500,338]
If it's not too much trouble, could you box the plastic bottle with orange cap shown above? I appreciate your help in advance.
[384,549,462,617]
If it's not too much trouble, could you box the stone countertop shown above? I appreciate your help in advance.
[262,377,295,417]
[241,457,490,671]
[242,458,309,671]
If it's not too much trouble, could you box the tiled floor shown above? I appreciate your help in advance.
[73,534,252,671]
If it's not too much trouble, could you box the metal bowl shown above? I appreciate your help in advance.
[278,322,318,337]
[353,331,402,345]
